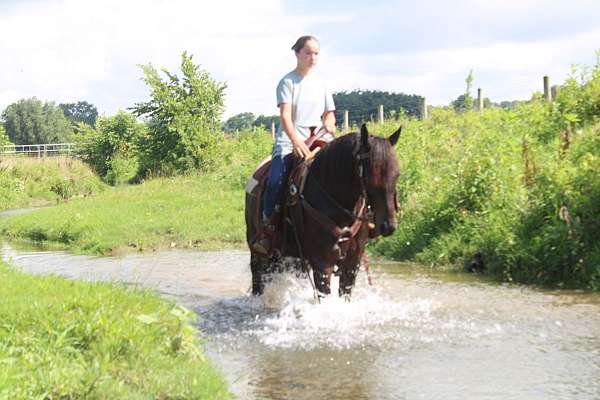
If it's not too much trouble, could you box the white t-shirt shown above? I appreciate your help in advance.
[274,70,335,156]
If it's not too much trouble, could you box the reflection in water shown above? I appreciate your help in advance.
[2,241,600,400]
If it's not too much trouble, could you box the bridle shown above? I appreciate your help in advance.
[298,141,372,259]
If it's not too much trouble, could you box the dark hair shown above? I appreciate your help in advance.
[291,35,318,53]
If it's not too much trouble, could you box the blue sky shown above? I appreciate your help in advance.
[1,0,599,119]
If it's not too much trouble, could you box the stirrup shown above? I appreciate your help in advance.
[252,224,276,256]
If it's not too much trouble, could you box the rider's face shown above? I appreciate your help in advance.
[296,39,320,70]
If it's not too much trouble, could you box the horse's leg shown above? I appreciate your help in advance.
[337,242,365,299]
[313,264,334,296]
[338,262,360,299]
[250,253,270,295]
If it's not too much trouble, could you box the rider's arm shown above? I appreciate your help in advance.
[322,111,336,135]
[280,103,310,158]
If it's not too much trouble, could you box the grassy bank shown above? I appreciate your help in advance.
[1,174,247,255]
[0,156,105,211]
[0,260,230,399]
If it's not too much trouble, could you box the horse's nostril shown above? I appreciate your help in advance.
[381,222,396,236]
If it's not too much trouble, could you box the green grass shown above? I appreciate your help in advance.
[0,260,230,399]
[0,156,105,211]
[1,174,246,255]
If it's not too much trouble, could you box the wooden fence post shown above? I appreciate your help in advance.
[477,88,483,112]
[378,105,384,124]
[544,76,551,101]
[420,97,428,120]
[271,121,275,139]
[343,110,349,133]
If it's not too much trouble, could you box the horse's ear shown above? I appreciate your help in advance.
[388,126,402,146]
[360,123,369,148]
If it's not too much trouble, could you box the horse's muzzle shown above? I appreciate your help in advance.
[380,221,396,237]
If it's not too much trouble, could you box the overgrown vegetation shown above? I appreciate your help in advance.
[0,156,105,211]
[0,260,230,399]
[369,54,600,290]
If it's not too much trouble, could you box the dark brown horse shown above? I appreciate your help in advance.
[245,124,401,298]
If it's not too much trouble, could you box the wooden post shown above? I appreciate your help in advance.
[543,76,551,101]
[551,85,559,100]
[477,88,483,112]
[343,110,349,133]
[271,121,275,139]
[420,97,428,120]
[378,105,384,124]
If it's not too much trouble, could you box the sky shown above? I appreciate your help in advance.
[1,0,599,120]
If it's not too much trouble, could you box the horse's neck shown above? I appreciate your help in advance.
[307,165,361,216]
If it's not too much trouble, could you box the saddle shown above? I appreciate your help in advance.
[246,127,334,250]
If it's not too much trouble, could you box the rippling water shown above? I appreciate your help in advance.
[3,241,600,399]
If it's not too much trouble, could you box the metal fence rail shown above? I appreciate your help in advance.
[0,143,76,157]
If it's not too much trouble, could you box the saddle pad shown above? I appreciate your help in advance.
[245,156,272,194]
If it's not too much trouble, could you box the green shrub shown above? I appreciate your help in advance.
[75,111,145,184]
[132,52,227,177]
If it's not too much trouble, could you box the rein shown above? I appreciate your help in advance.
[299,145,371,251]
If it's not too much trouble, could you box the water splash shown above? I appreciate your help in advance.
[203,272,508,351]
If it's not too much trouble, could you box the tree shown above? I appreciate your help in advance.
[59,101,98,127]
[223,112,255,132]
[0,124,11,146]
[452,70,475,112]
[1,97,73,145]
[332,90,422,126]
[131,52,226,176]
[254,115,280,131]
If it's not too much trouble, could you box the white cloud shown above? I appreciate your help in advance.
[0,0,598,120]
[0,0,306,118]
[319,27,600,106]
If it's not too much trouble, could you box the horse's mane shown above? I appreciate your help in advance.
[310,132,393,185]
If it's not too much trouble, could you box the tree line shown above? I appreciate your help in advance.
[0,99,98,145]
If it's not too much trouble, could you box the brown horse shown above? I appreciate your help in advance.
[245,124,401,298]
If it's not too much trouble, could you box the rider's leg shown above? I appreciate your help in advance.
[253,153,293,255]
[262,153,293,220]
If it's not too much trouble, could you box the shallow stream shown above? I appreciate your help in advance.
[2,241,600,399]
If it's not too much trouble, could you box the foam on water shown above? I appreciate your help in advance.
[204,272,506,351]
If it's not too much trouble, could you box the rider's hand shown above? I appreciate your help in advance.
[324,121,336,135]
[292,137,311,159]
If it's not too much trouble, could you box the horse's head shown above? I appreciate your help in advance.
[355,124,401,237]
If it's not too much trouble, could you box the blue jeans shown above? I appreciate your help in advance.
[262,153,294,220]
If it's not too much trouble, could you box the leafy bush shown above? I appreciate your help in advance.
[132,52,226,177]
[75,111,145,184]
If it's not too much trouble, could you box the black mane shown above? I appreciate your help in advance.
[308,132,394,208]
[310,132,393,182]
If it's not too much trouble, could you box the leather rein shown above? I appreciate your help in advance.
[298,143,371,251]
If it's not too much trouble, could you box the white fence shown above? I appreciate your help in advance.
[0,143,77,158]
